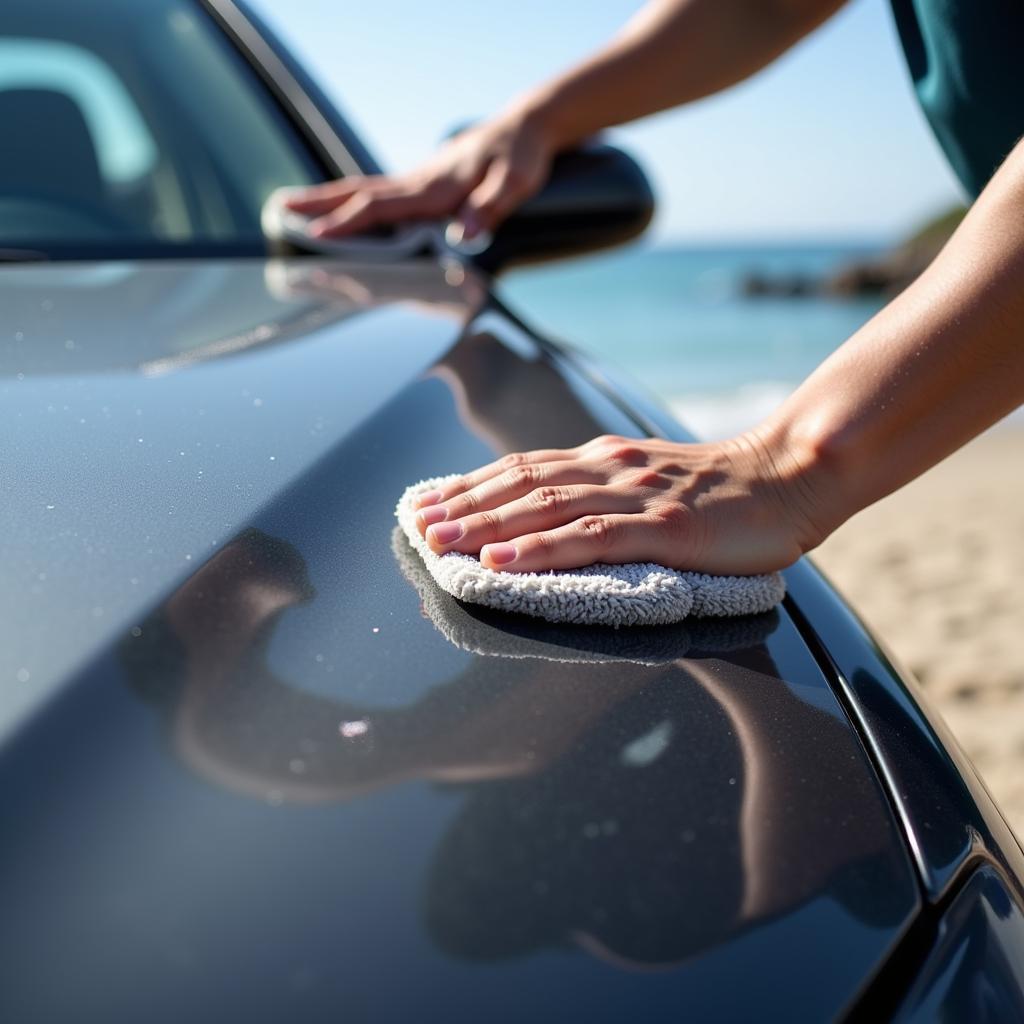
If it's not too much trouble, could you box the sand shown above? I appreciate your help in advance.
[812,424,1024,837]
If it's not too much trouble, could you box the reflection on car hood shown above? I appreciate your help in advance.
[0,258,481,727]
[0,259,917,1023]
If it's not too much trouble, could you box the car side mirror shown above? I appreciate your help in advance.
[473,141,655,275]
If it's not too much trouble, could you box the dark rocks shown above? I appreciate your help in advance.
[740,205,968,300]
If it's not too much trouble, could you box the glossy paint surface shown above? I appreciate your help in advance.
[0,260,475,736]
[0,259,919,1022]
[607,358,1024,909]
[783,561,1024,902]
[893,867,1024,1022]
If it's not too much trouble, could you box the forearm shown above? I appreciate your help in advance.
[506,0,847,148]
[758,138,1024,547]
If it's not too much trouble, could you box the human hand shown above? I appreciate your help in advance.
[414,434,825,576]
[283,107,555,240]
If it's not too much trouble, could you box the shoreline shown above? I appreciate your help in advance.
[812,423,1024,836]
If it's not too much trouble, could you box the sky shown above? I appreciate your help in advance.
[253,0,965,244]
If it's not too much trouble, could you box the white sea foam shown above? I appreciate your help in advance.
[667,381,797,440]
[668,382,1024,442]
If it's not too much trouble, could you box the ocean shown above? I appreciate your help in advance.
[501,243,885,440]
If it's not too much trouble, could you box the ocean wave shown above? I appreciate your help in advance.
[666,382,797,440]
[667,383,1024,443]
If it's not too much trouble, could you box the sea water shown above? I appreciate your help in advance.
[502,243,884,440]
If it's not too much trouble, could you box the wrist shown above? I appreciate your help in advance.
[739,411,849,556]
[502,86,583,154]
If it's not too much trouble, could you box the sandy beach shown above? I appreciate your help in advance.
[812,424,1024,837]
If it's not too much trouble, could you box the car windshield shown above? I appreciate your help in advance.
[0,0,324,259]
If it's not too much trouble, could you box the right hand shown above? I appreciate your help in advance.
[412,431,827,576]
[284,108,556,240]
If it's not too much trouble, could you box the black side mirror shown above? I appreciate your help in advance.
[474,141,655,275]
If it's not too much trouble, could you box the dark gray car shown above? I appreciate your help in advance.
[2,1,1023,1021]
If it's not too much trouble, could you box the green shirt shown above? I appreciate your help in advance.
[890,0,1024,197]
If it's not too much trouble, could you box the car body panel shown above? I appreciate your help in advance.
[0,260,473,734]
[892,866,1024,1022]
[599,355,1024,907]
[784,562,1024,903]
[0,259,920,1022]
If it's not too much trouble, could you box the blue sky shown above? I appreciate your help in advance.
[254,0,965,243]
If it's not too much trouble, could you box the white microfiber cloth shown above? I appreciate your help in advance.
[261,188,492,259]
[392,527,779,664]
[396,475,785,627]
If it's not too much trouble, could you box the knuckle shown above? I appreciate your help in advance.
[458,487,481,513]
[608,445,646,466]
[632,469,669,490]
[506,463,541,489]
[498,452,527,471]
[530,531,556,555]
[476,509,502,536]
[651,502,689,532]
[578,515,619,549]
[530,486,570,514]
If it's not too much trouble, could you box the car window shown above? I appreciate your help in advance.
[0,0,324,257]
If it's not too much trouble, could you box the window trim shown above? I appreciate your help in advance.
[197,0,380,181]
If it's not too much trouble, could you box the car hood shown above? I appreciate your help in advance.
[0,259,917,1022]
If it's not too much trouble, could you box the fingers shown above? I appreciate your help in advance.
[414,449,581,510]
[456,156,538,238]
[283,175,458,238]
[424,485,638,555]
[417,460,605,538]
[481,514,662,573]
[307,187,431,238]
[282,178,367,215]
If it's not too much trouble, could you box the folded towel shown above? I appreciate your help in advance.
[395,475,785,627]
[392,527,779,663]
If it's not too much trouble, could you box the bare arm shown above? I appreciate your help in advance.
[757,136,1024,548]
[517,0,847,149]
[414,138,1024,575]
[286,0,846,237]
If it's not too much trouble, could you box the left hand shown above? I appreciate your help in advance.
[414,433,823,576]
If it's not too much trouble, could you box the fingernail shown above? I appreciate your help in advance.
[458,211,481,240]
[415,490,443,508]
[417,505,448,528]
[483,543,517,566]
[429,521,464,545]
